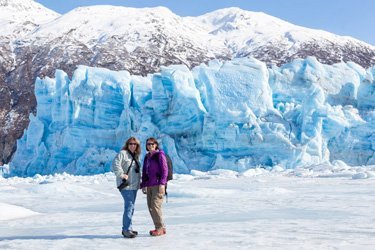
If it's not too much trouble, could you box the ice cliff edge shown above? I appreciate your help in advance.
[10,57,375,176]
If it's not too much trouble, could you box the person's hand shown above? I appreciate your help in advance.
[122,174,128,180]
[142,187,147,194]
[158,185,165,195]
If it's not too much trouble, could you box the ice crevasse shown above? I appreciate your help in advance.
[10,57,375,176]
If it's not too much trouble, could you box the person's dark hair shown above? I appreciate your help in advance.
[122,137,141,157]
[145,137,159,151]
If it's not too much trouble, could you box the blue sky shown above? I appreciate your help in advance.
[35,0,375,46]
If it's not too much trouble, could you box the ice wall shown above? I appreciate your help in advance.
[10,57,375,176]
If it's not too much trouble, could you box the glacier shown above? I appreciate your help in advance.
[9,57,375,176]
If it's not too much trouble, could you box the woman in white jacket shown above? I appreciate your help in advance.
[112,137,141,238]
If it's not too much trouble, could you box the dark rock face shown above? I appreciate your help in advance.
[239,41,375,69]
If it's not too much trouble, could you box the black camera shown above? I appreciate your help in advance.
[117,179,129,190]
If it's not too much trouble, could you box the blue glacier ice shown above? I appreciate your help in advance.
[10,57,375,176]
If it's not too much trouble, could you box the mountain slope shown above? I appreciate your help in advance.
[0,0,59,37]
[0,0,59,164]
[191,7,375,66]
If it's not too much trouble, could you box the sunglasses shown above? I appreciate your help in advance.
[146,143,155,146]
[129,143,137,146]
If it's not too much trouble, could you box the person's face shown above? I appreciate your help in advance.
[128,140,137,153]
[146,140,157,152]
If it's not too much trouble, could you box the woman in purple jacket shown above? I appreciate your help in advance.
[140,137,168,236]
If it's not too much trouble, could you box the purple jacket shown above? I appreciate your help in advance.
[140,150,168,188]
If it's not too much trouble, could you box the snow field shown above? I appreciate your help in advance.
[0,168,374,249]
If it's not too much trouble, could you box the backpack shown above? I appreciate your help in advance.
[164,154,173,202]
[165,154,173,181]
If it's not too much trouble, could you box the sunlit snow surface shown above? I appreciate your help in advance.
[10,57,375,176]
[0,167,374,249]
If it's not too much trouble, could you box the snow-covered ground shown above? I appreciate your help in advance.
[0,166,374,249]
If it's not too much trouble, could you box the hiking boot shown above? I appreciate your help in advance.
[149,228,166,235]
[150,228,166,236]
[130,230,138,236]
[122,230,136,238]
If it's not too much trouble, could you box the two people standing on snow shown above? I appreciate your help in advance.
[111,137,168,238]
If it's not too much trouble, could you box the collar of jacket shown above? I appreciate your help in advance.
[147,150,161,158]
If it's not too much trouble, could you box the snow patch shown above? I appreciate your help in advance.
[0,202,39,221]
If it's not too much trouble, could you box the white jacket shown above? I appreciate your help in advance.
[111,150,141,190]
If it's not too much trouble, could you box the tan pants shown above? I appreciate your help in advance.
[146,185,165,230]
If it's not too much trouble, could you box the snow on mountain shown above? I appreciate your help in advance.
[190,7,375,65]
[0,0,58,80]
[192,7,359,48]
[187,7,299,53]
[0,0,58,22]
[9,57,375,176]
[14,5,375,70]
[31,6,226,56]
[0,0,59,37]
[27,5,375,68]
[26,5,230,76]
